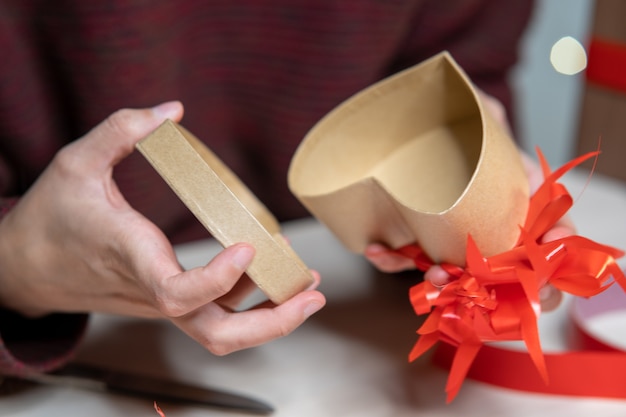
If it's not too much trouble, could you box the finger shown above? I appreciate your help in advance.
[539,285,563,312]
[174,289,326,355]
[215,274,258,310]
[541,215,577,243]
[217,268,322,311]
[364,243,415,273]
[221,271,322,308]
[150,243,255,318]
[424,264,451,287]
[237,270,323,309]
[72,101,185,171]
[305,269,322,290]
[520,152,547,194]
[476,89,512,137]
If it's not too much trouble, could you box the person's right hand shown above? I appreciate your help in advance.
[0,101,325,355]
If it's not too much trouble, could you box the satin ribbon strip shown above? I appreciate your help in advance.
[585,37,626,94]
[432,283,626,399]
[396,148,626,402]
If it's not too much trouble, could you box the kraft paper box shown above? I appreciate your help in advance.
[288,52,529,265]
[136,121,314,305]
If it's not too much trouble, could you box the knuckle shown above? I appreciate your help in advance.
[269,311,294,339]
[103,108,140,138]
[198,329,235,356]
[276,322,293,339]
[211,277,235,297]
[49,142,89,179]
[202,265,239,297]
[154,294,187,318]
[51,142,82,173]
[50,145,77,172]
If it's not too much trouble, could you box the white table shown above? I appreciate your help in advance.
[1,169,625,416]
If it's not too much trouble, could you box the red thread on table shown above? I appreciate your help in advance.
[154,401,166,417]
[586,37,626,94]
[395,148,626,402]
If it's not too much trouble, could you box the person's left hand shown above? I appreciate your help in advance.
[0,101,326,355]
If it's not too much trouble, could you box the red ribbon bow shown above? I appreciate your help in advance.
[397,149,626,402]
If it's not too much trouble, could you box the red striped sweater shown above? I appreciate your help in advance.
[0,0,533,375]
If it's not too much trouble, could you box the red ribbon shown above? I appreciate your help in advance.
[586,37,626,94]
[431,283,626,399]
[397,149,626,402]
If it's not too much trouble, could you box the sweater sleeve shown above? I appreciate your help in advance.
[390,0,535,132]
[0,309,89,376]
[0,200,89,376]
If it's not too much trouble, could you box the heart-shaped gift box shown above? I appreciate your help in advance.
[289,52,529,265]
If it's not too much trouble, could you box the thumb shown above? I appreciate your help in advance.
[73,101,184,171]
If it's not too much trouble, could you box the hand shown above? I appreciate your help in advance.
[0,101,325,355]
[363,92,572,311]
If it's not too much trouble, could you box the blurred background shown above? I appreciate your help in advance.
[513,0,593,167]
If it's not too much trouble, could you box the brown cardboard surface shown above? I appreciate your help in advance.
[136,120,314,304]
[577,86,626,183]
[575,0,626,183]
[288,52,529,266]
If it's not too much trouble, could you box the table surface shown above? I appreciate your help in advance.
[1,169,625,416]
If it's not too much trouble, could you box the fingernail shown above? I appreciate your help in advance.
[539,285,552,301]
[231,245,255,271]
[152,101,182,119]
[365,243,386,255]
[304,300,324,318]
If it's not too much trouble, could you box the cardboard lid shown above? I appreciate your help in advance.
[288,52,529,265]
[137,120,314,304]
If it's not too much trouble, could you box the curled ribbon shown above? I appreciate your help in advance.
[396,149,626,402]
